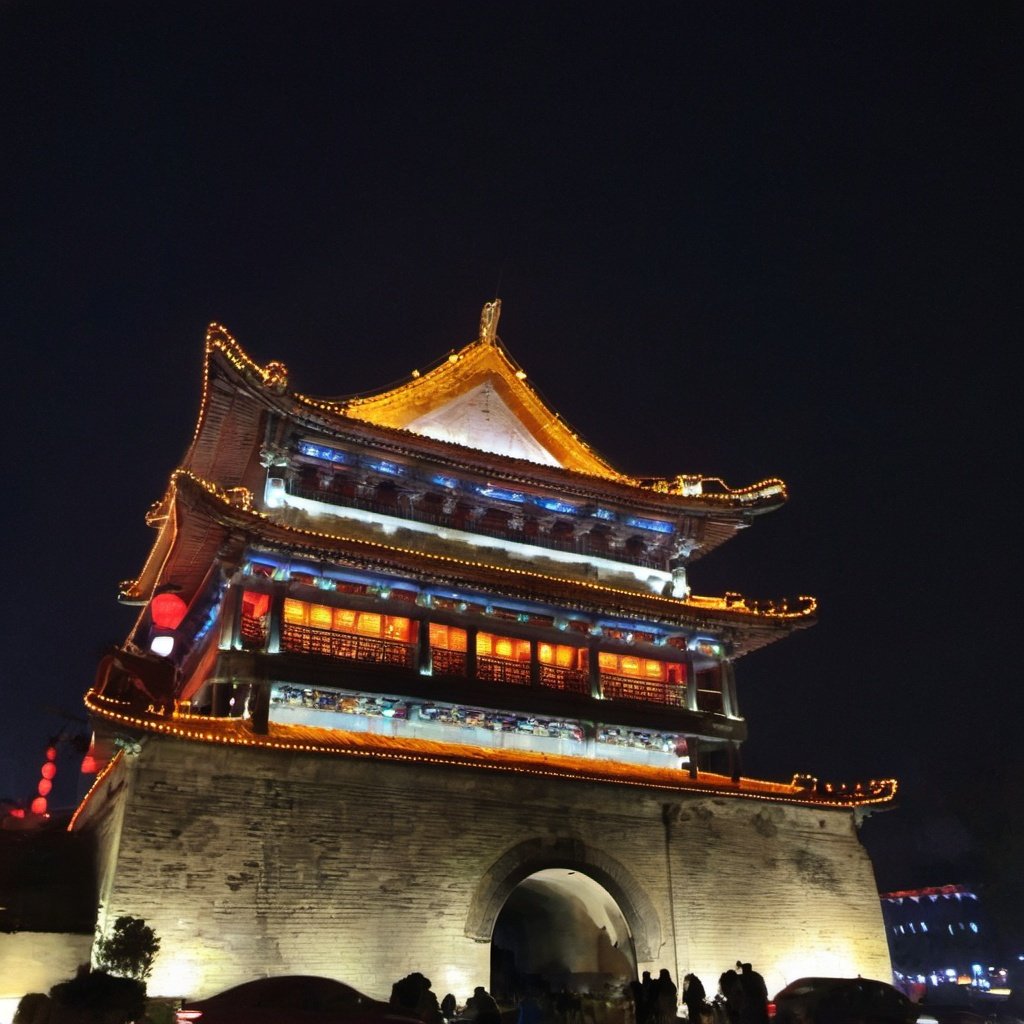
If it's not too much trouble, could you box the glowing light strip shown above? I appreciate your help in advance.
[81,689,896,808]
[67,748,125,831]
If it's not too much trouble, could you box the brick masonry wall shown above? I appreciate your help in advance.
[78,736,891,1002]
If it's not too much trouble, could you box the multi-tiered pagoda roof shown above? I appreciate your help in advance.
[79,302,895,814]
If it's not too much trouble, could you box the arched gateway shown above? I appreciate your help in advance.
[467,837,660,964]
[467,838,660,997]
[72,305,896,1001]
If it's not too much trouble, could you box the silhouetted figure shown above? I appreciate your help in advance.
[683,974,706,1024]
[629,980,646,1024]
[639,972,657,1024]
[466,986,502,1024]
[716,971,744,1024]
[391,973,441,1024]
[736,965,768,1024]
[656,970,678,1024]
[441,994,458,1021]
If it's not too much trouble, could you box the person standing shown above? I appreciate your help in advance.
[737,964,768,1024]
[683,974,706,1024]
[656,969,678,1024]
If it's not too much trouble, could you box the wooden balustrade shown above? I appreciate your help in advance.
[281,623,416,668]
[600,673,687,707]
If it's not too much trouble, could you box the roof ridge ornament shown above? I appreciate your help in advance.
[479,299,501,345]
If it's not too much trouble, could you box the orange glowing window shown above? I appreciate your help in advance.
[356,612,382,636]
[310,604,333,630]
[556,645,576,668]
[384,616,411,641]
[621,656,641,676]
[478,632,530,661]
[429,623,467,651]
[666,663,685,684]
[283,598,306,625]
[334,608,357,631]
[242,592,270,618]
[541,643,580,668]
[644,660,666,681]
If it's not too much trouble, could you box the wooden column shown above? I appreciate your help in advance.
[417,617,432,674]
[466,626,478,679]
[267,585,285,654]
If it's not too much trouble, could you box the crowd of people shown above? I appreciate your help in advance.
[388,960,770,1024]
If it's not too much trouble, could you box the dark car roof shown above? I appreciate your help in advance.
[774,978,905,999]
[185,976,421,1024]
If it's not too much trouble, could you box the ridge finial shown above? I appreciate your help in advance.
[479,299,501,345]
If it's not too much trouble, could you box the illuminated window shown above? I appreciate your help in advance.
[242,591,269,618]
[310,604,333,630]
[621,656,640,676]
[478,632,530,661]
[539,643,554,664]
[598,652,618,671]
[357,612,382,636]
[429,623,467,651]
[644,660,665,680]
[334,608,357,631]
[385,616,410,641]
[282,598,411,641]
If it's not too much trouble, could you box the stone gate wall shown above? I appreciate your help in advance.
[77,736,891,1001]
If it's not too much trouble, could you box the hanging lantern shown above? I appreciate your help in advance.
[30,796,47,815]
[41,762,57,780]
[45,746,57,761]
[81,754,98,774]
[37,778,52,797]
[150,592,188,630]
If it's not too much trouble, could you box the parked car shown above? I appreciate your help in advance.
[180,976,423,1024]
[772,977,919,1024]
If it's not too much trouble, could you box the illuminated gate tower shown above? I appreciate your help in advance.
[74,302,896,1000]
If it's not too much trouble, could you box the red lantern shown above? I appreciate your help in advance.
[37,778,52,797]
[150,592,188,630]
[41,762,57,780]
[30,796,47,815]
[45,746,57,761]
[81,754,98,774]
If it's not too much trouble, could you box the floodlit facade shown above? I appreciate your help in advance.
[73,302,896,1000]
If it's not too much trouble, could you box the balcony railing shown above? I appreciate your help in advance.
[539,664,590,695]
[287,483,665,570]
[431,647,467,677]
[240,614,267,649]
[476,656,531,687]
[281,623,416,669]
[601,673,688,707]
[260,622,714,717]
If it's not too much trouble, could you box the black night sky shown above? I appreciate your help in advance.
[2,2,1021,933]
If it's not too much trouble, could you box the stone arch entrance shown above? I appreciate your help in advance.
[466,838,662,1000]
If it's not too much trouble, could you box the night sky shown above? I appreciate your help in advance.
[2,3,1020,914]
